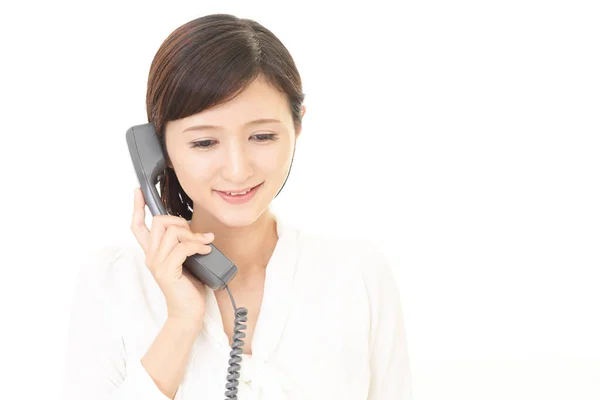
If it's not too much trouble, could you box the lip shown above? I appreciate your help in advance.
[216,184,258,193]
[214,183,263,205]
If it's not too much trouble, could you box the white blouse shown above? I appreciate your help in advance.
[60,213,412,399]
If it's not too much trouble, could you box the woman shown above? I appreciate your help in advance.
[61,13,411,400]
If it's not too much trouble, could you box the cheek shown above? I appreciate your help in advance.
[257,148,292,179]
[266,141,293,166]
[173,155,215,188]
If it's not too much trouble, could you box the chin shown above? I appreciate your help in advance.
[207,198,271,228]
[214,211,262,228]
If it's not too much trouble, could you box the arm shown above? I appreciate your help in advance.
[364,245,412,399]
[60,247,200,400]
[142,317,201,398]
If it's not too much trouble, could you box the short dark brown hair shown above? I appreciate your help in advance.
[145,13,305,219]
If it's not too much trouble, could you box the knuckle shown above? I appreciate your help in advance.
[179,225,195,239]
[150,215,188,235]
[150,215,166,229]
[165,224,182,239]
[164,224,175,237]
[165,224,180,232]
[175,241,188,253]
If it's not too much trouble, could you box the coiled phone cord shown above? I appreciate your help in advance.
[223,284,248,400]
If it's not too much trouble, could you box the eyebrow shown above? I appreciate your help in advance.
[181,118,283,133]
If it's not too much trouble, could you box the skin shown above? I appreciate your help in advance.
[162,74,306,353]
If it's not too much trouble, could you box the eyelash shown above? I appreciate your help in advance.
[190,134,278,149]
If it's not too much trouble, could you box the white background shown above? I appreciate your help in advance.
[1,0,599,399]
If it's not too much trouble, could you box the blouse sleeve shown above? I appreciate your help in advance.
[60,246,173,400]
[363,244,413,399]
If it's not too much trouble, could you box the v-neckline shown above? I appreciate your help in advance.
[200,213,301,363]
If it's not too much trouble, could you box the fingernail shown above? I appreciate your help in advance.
[204,232,213,238]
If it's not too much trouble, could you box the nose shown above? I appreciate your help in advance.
[220,140,254,183]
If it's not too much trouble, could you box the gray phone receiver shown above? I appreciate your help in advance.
[126,123,237,290]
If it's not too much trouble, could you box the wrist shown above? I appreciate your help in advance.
[166,315,203,333]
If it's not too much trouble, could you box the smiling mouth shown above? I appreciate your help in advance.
[214,182,263,203]
[215,182,262,195]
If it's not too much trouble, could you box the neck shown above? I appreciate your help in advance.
[188,209,279,282]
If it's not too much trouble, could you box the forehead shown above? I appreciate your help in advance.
[181,76,290,129]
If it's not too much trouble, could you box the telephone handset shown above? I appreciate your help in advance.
[125,123,238,291]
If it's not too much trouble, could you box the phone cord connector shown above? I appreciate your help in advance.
[223,284,248,400]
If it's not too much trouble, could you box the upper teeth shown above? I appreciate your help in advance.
[226,189,250,195]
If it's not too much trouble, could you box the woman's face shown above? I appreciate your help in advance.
[164,76,304,227]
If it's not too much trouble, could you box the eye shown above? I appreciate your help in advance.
[190,140,216,149]
[252,133,277,142]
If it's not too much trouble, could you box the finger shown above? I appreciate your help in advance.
[156,241,211,281]
[130,187,151,252]
[154,225,213,268]
[148,215,190,261]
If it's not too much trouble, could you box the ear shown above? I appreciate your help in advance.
[295,105,306,138]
